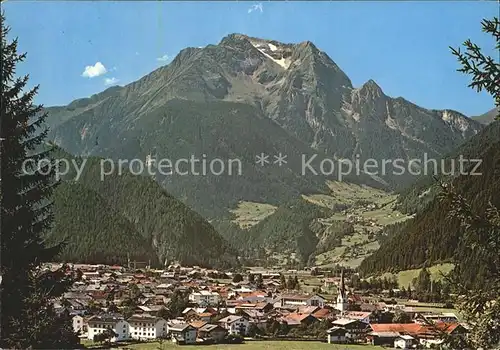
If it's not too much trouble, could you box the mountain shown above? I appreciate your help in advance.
[359,121,500,276]
[473,107,499,125]
[44,33,483,220]
[46,148,239,268]
[396,120,500,214]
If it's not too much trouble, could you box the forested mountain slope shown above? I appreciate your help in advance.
[47,148,239,268]
[360,126,500,275]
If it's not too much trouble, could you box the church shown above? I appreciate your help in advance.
[335,269,349,313]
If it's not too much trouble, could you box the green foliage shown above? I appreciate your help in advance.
[0,14,79,348]
[232,273,243,283]
[93,329,117,344]
[413,267,431,295]
[438,181,500,348]
[450,17,500,119]
[166,290,190,318]
[315,221,354,254]
[285,275,300,290]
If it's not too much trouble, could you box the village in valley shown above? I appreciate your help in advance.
[57,262,466,349]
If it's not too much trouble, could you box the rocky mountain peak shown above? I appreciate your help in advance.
[359,79,384,98]
[296,40,319,52]
[218,33,258,53]
[246,36,294,70]
[440,109,477,135]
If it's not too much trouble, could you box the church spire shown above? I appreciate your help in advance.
[336,268,348,313]
[340,268,345,295]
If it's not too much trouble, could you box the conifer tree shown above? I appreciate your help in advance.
[440,16,500,349]
[450,17,500,120]
[0,13,79,348]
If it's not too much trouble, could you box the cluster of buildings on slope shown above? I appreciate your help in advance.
[50,263,467,348]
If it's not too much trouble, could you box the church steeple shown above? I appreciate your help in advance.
[336,268,348,313]
[340,268,345,297]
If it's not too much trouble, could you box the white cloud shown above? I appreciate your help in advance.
[104,77,119,86]
[248,3,263,14]
[81,62,107,78]
[157,54,170,62]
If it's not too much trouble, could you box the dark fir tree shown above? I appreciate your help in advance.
[440,16,500,349]
[450,17,500,121]
[0,13,79,348]
[232,273,243,283]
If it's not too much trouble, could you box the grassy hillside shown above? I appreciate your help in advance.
[313,183,411,268]
[230,201,277,229]
[376,263,455,288]
[219,180,410,268]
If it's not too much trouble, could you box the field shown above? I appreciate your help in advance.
[302,181,389,208]
[111,341,384,350]
[377,263,455,288]
[230,201,277,229]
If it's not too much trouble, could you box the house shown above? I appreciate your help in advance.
[218,315,250,336]
[344,311,372,324]
[331,318,369,342]
[368,322,467,347]
[182,307,199,320]
[279,293,325,308]
[418,323,468,348]
[312,307,335,320]
[167,323,197,344]
[87,314,129,342]
[368,331,401,346]
[72,315,88,334]
[395,334,417,349]
[189,291,221,306]
[127,314,167,340]
[327,327,347,344]
[296,305,320,315]
[368,323,421,345]
[198,312,214,322]
[282,312,318,327]
[198,324,228,343]
[418,312,460,324]
[189,320,208,333]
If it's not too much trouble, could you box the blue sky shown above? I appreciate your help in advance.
[3,1,499,116]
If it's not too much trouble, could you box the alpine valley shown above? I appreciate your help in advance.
[43,34,498,271]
